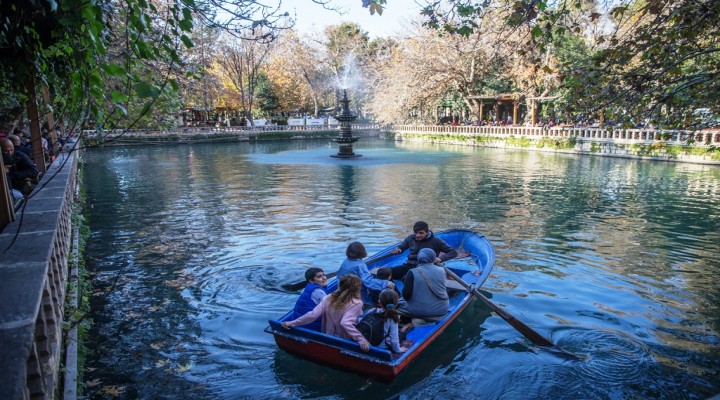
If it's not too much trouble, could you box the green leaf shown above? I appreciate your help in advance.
[110,90,129,103]
[531,25,543,39]
[457,26,474,36]
[134,82,160,98]
[102,64,126,76]
[179,18,193,32]
[89,71,102,87]
[180,35,193,48]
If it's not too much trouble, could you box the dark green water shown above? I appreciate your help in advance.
[82,139,720,399]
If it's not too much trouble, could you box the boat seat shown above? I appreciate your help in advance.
[445,279,466,293]
[371,268,467,293]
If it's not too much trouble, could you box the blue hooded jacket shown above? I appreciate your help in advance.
[290,283,328,331]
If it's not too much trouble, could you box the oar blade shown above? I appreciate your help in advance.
[442,264,582,360]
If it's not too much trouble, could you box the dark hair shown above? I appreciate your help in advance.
[376,267,392,280]
[345,241,367,259]
[379,289,400,322]
[413,221,429,232]
[305,267,324,283]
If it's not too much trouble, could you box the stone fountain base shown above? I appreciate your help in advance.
[332,135,361,158]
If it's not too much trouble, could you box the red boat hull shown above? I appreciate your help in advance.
[271,295,473,382]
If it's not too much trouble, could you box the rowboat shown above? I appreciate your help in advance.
[265,229,495,382]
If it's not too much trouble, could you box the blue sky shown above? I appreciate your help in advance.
[290,0,424,38]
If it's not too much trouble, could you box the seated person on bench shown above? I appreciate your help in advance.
[397,248,449,333]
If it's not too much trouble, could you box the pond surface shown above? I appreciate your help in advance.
[82,139,720,399]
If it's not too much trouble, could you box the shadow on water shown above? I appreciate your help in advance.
[270,302,493,399]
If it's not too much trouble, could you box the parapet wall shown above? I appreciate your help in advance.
[0,151,78,399]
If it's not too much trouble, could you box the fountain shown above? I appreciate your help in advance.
[331,90,361,158]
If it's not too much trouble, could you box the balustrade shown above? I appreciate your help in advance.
[0,151,78,399]
[83,124,382,139]
[391,125,718,146]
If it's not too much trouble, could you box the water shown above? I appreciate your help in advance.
[82,139,720,399]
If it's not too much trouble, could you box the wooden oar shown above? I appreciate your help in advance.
[281,252,396,291]
[441,264,580,360]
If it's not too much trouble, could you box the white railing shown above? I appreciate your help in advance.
[82,124,382,138]
[389,125,720,146]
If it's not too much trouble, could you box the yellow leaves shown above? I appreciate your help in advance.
[86,378,126,397]
[100,386,126,397]
[86,378,102,388]
[155,359,170,368]
[175,362,192,372]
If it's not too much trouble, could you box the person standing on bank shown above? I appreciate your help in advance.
[398,248,450,333]
[337,241,394,307]
[287,267,328,331]
[390,221,457,280]
[282,274,370,352]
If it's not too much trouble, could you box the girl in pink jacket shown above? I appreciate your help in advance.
[282,274,370,352]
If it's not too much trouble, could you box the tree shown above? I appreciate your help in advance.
[0,1,383,134]
[265,30,331,117]
[418,0,720,128]
[217,31,273,125]
[254,72,280,117]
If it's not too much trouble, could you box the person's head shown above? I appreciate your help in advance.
[1,137,14,161]
[379,288,400,322]
[417,248,436,264]
[376,267,392,281]
[7,134,20,148]
[413,221,430,240]
[330,274,362,308]
[345,241,367,260]
[305,267,327,287]
[338,274,361,293]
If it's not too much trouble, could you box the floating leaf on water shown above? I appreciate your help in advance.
[175,362,191,372]
[85,378,102,388]
[101,385,126,396]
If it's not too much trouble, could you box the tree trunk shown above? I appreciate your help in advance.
[25,75,46,173]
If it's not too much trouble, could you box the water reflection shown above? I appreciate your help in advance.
[82,139,720,399]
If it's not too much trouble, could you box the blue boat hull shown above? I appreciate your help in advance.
[266,229,495,382]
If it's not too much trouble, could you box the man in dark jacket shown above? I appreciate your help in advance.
[1,137,39,197]
[390,221,458,279]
